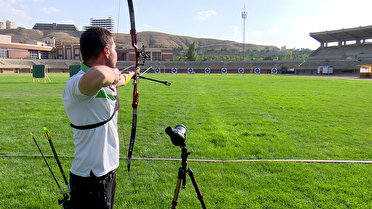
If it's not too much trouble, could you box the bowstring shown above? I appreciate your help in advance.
[117,0,127,155]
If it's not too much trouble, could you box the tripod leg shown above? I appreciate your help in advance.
[172,178,182,209]
[172,166,186,209]
[182,174,187,188]
[187,168,207,209]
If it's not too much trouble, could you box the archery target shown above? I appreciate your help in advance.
[238,68,244,74]
[254,68,261,74]
[221,68,227,74]
[171,67,177,73]
[188,67,194,74]
[155,67,161,73]
[205,67,211,74]
[271,68,278,74]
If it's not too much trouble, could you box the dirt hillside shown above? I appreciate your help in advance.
[1,28,278,51]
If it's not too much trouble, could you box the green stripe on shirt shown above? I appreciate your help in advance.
[96,90,116,100]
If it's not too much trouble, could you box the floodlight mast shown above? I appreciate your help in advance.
[242,4,247,61]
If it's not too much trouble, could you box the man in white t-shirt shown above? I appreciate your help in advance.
[63,27,139,209]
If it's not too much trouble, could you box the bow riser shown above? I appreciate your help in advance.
[130,30,139,67]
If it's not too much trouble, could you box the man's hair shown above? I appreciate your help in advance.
[80,27,113,62]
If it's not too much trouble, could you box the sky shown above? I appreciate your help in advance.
[1,0,372,50]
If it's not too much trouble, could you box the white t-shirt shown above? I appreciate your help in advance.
[63,69,119,177]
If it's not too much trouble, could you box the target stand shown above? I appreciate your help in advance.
[32,65,51,83]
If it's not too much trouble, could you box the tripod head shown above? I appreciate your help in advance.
[165,124,187,147]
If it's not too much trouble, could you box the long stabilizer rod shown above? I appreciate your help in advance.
[139,76,171,86]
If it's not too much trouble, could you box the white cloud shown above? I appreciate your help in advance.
[269,27,282,34]
[0,0,32,21]
[143,23,151,28]
[195,10,217,21]
[231,25,238,35]
[7,0,17,4]
[40,6,60,14]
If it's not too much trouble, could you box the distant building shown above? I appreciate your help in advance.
[55,44,81,60]
[0,22,6,29]
[0,20,15,29]
[6,20,15,29]
[117,46,173,62]
[54,44,173,61]
[0,34,11,44]
[0,32,173,61]
[0,34,53,59]
[83,17,114,32]
[32,23,78,31]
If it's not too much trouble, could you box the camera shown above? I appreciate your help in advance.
[165,124,187,147]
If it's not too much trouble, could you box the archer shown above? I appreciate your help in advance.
[62,27,139,209]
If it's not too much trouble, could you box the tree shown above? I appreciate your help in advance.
[284,51,293,60]
[187,41,197,61]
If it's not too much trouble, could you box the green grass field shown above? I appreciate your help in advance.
[1,73,372,208]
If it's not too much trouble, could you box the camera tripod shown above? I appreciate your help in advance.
[171,146,206,209]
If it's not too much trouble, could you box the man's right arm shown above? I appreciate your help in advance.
[78,65,120,96]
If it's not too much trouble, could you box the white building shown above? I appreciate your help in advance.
[83,17,114,32]
[0,22,5,29]
[6,20,15,29]
[0,20,15,29]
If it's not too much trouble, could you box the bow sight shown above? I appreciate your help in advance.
[139,45,150,65]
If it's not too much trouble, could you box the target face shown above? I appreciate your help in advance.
[171,67,177,73]
[188,67,194,74]
[205,67,211,73]
[255,68,260,74]
[238,68,244,74]
[155,67,161,73]
[271,68,277,74]
[221,68,227,74]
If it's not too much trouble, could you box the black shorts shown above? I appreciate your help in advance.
[69,169,117,209]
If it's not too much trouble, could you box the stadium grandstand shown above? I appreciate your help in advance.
[304,25,372,76]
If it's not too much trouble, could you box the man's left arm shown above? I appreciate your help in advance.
[116,67,140,87]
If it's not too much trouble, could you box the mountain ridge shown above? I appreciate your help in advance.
[0,28,279,51]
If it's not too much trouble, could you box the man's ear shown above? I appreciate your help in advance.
[103,46,110,59]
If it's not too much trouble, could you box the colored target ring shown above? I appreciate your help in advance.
[188,67,194,74]
[271,68,277,74]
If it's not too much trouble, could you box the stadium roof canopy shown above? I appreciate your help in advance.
[310,25,372,43]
